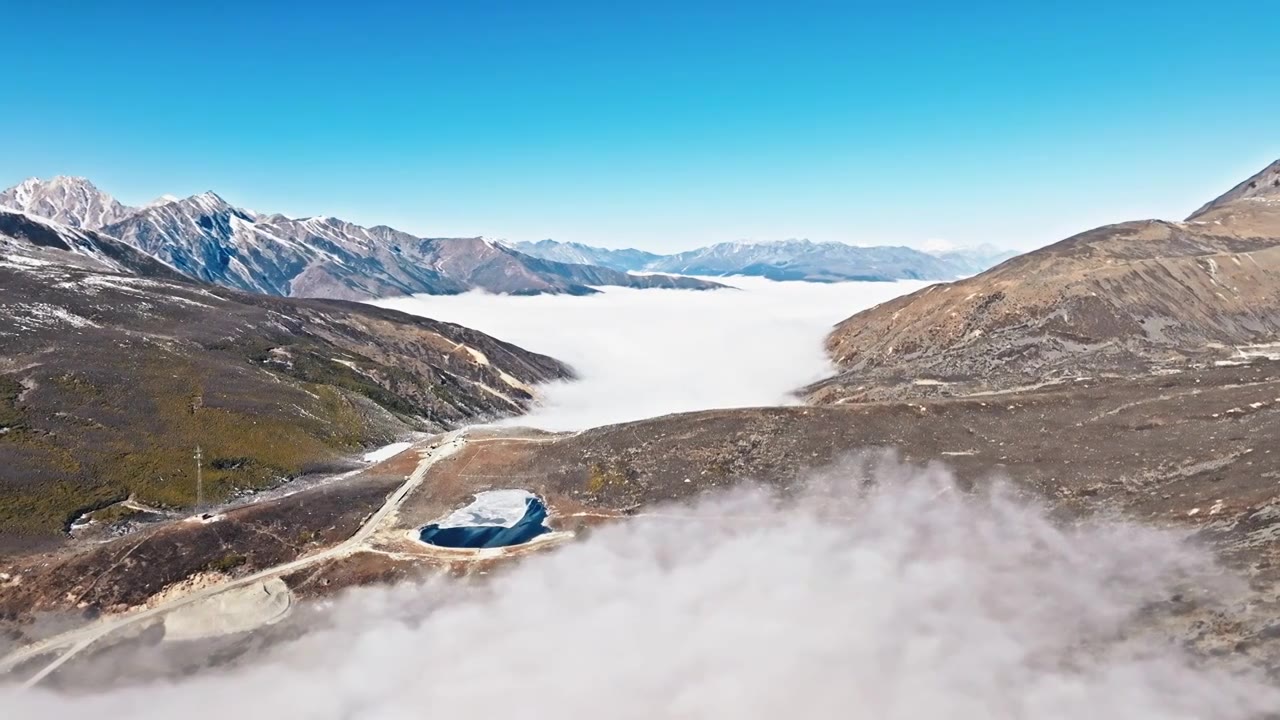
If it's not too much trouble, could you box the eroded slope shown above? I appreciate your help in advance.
[808,160,1280,402]
[0,224,569,548]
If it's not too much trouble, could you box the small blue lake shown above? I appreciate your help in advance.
[418,490,552,549]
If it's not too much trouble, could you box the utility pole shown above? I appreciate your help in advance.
[193,445,204,513]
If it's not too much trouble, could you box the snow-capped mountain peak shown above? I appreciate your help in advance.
[1,176,724,298]
[7,177,44,206]
[506,239,663,272]
[185,190,237,214]
[146,194,181,208]
[0,176,135,230]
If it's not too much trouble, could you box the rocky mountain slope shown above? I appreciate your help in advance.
[3,177,722,299]
[101,195,723,298]
[0,216,571,548]
[6,357,1280,680]
[0,210,186,280]
[5,164,1280,687]
[807,158,1280,402]
[510,237,1016,281]
[0,177,134,230]
[508,239,662,272]
[1189,158,1280,219]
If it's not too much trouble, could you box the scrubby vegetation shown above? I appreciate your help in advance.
[208,335,428,420]
[0,258,567,550]
[0,376,24,427]
[585,460,636,495]
[0,352,386,538]
[209,552,248,573]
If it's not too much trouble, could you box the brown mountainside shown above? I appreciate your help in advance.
[807,159,1280,403]
[0,212,570,548]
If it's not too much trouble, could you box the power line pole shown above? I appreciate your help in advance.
[193,445,204,513]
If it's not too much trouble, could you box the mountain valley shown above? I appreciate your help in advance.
[0,210,569,550]
[11,3,1280,716]
[3,157,1280,697]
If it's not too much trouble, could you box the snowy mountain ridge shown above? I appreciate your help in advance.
[510,237,1021,281]
[0,176,136,230]
[2,177,723,299]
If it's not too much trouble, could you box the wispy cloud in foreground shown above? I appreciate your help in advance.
[373,277,930,430]
[8,458,1274,719]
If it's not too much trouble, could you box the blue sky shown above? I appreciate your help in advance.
[3,1,1277,251]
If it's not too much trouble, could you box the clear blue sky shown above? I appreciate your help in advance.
[3,1,1277,251]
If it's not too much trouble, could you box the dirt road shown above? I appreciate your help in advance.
[0,430,468,688]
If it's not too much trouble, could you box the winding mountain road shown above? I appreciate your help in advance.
[0,430,468,688]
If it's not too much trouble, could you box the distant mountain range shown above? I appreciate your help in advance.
[509,238,1018,282]
[1,176,1017,297]
[505,240,665,273]
[0,178,722,299]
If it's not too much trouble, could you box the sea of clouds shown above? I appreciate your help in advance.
[372,277,931,430]
[5,280,1275,716]
[6,458,1274,718]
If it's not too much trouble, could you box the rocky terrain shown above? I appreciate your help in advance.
[0,210,186,281]
[4,356,1279,683]
[3,160,1279,691]
[511,237,1018,281]
[807,158,1280,402]
[0,211,570,550]
[508,239,663,272]
[2,177,722,299]
[0,177,134,230]
[1190,158,1280,218]
[101,194,722,298]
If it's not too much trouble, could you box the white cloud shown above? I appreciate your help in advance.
[7,280,1268,715]
[372,277,931,430]
[7,458,1273,718]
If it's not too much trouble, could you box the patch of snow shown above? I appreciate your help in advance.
[362,441,413,463]
[1235,342,1280,361]
[434,489,538,529]
[0,254,53,268]
[5,303,99,331]
[64,275,217,309]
